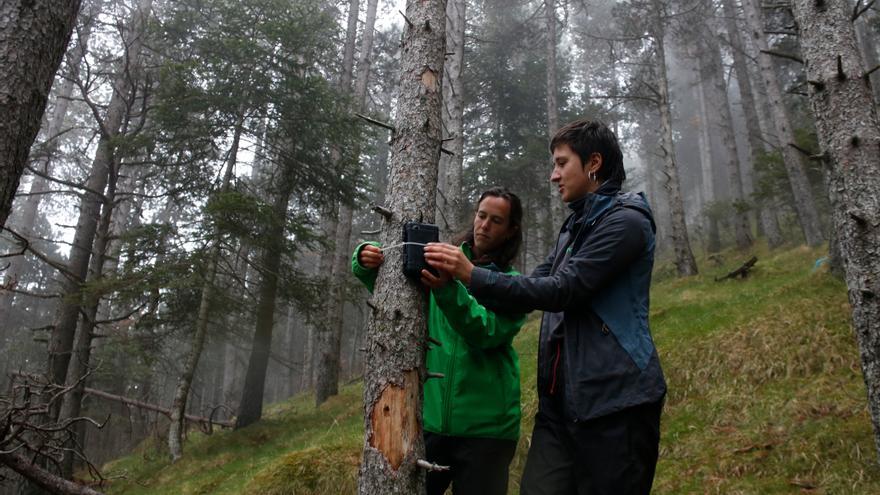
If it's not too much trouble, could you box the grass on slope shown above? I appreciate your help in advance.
[101,244,880,494]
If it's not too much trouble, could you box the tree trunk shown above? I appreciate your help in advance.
[168,115,242,460]
[693,70,721,254]
[235,168,296,429]
[317,0,381,407]
[742,0,824,247]
[57,154,118,479]
[790,0,880,462]
[0,452,103,495]
[852,4,880,105]
[722,0,783,248]
[0,0,100,325]
[47,0,150,392]
[437,0,465,239]
[544,0,565,228]
[701,32,752,249]
[0,0,82,229]
[652,8,698,276]
[358,0,446,492]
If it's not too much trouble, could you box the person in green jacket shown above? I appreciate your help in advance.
[351,187,528,495]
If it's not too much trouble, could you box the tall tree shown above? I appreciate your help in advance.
[47,0,152,392]
[692,71,721,253]
[720,0,783,248]
[357,0,446,492]
[790,0,880,461]
[697,25,752,249]
[316,0,381,407]
[437,0,466,238]
[0,0,82,229]
[742,0,824,246]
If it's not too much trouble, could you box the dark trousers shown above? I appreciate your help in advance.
[520,400,663,495]
[425,432,517,495]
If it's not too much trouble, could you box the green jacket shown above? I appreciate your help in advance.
[351,242,526,440]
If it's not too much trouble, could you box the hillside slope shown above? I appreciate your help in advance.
[101,245,880,494]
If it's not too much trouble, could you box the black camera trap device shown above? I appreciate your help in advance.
[402,222,440,279]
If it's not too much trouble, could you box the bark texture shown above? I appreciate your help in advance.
[0,0,82,229]
[742,0,824,247]
[790,0,880,461]
[358,0,446,492]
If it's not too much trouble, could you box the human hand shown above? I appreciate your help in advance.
[424,243,474,285]
[420,268,451,289]
[359,244,384,269]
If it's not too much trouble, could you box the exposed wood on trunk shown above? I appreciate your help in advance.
[0,0,82,229]
[358,0,446,491]
[790,0,880,461]
[367,369,419,470]
[742,0,825,247]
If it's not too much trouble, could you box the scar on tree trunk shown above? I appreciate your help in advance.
[368,369,419,470]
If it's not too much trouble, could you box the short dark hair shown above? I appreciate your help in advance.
[453,187,523,271]
[550,119,626,186]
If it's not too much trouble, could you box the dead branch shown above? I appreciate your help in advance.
[0,452,104,495]
[715,256,758,282]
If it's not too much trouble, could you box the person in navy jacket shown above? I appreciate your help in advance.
[425,119,666,495]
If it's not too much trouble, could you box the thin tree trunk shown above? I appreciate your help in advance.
[544,0,565,228]
[235,169,295,429]
[437,0,465,239]
[742,0,824,247]
[722,0,783,248]
[358,0,446,492]
[0,0,82,229]
[790,0,880,462]
[701,32,752,249]
[317,0,380,407]
[168,115,242,460]
[652,6,698,276]
[47,0,150,392]
[852,4,880,104]
[694,71,721,254]
[57,154,118,479]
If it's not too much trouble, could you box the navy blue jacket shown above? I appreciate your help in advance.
[469,183,666,421]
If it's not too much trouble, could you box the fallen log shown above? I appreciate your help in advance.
[715,256,758,282]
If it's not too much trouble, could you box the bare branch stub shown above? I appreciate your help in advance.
[416,459,451,472]
[355,112,396,133]
[371,205,393,220]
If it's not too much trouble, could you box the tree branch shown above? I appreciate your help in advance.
[760,49,803,64]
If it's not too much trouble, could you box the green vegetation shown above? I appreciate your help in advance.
[100,244,880,494]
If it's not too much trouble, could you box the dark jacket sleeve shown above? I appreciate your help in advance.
[469,208,648,313]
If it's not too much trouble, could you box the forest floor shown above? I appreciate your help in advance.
[98,243,880,494]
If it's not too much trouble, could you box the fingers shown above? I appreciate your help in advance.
[420,269,444,288]
[359,245,385,268]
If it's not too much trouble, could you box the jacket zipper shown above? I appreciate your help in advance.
[549,341,561,395]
